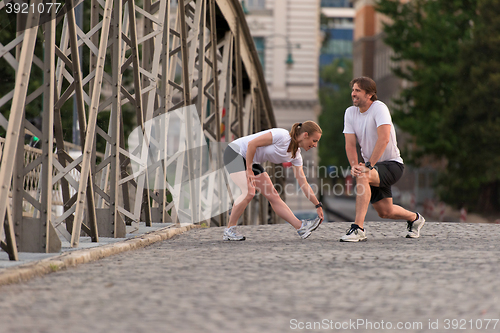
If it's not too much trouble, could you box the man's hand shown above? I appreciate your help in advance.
[351,162,370,177]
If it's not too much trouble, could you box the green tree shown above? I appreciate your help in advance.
[318,58,352,170]
[375,0,500,213]
[376,0,477,160]
[442,0,500,212]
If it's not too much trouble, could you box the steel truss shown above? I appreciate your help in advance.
[0,0,281,260]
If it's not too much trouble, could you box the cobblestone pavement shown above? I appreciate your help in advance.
[1,222,499,333]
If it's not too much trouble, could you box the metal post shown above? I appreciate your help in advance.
[209,0,225,227]
[1,204,19,260]
[161,0,172,224]
[0,3,40,252]
[105,0,125,237]
[72,1,83,147]
[235,22,245,139]
[71,0,113,247]
[178,0,198,224]
[67,0,99,242]
[40,7,61,252]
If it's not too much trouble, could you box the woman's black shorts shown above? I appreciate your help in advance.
[223,146,265,175]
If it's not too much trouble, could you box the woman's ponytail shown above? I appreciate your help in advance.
[289,121,322,159]
[289,123,302,159]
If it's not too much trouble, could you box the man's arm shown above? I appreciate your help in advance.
[344,133,358,167]
[352,124,391,177]
[367,124,391,166]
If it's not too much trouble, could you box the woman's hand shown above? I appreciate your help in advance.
[317,207,324,222]
[246,169,256,188]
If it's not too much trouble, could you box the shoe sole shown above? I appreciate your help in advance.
[340,237,367,242]
[301,232,312,239]
[300,219,322,239]
[223,236,246,241]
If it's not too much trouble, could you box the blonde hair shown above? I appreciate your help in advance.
[288,121,322,159]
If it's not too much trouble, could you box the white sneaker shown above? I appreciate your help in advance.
[406,212,425,238]
[223,226,246,241]
[340,224,367,242]
[297,217,322,239]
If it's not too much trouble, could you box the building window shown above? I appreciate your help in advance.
[321,29,353,57]
[321,39,353,57]
[253,37,265,71]
[246,0,266,10]
[320,0,352,7]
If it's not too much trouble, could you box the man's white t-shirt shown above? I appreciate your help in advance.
[229,128,303,166]
[343,100,403,164]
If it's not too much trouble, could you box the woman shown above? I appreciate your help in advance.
[222,121,324,241]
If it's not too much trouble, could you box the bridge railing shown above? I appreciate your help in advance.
[0,0,282,260]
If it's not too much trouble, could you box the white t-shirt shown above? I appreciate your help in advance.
[343,100,403,164]
[229,128,303,166]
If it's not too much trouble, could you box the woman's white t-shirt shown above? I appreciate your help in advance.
[229,128,303,166]
[343,100,403,164]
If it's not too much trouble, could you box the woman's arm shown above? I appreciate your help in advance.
[292,165,324,221]
[245,132,273,170]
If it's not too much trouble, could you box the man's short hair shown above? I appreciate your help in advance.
[350,77,378,101]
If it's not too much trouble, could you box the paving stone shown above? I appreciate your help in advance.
[0,222,499,333]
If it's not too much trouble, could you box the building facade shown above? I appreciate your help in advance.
[243,0,322,211]
[320,0,355,67]
[351,0,402,104]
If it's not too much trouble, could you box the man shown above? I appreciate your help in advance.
[341,77,425,242]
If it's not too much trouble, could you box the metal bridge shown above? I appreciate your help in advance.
[0,0,281,260]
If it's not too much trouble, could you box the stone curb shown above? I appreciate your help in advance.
[0,224,202,286]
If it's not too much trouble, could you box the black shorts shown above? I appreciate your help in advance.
[370,161,404,204]
[223,146,266,175]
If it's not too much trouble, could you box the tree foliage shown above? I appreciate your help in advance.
[377,0,500,212]
[318,58,353,170]
[443,0,500,212]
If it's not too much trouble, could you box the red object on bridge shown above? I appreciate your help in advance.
[410,193,416,211]
[460,208,467,222]
[438,203,445,222]
[424,199,434,217]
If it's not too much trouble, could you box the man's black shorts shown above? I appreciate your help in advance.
[223,146,266,175]
[370,161,404,204]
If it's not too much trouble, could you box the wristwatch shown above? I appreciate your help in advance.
[315,202,323,209]
[365,161,374,170]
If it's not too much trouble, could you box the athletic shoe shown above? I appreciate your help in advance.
[406,212,425,238]
[297,217,322,239]
[223,226,246,241]
[340,224,367,242]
